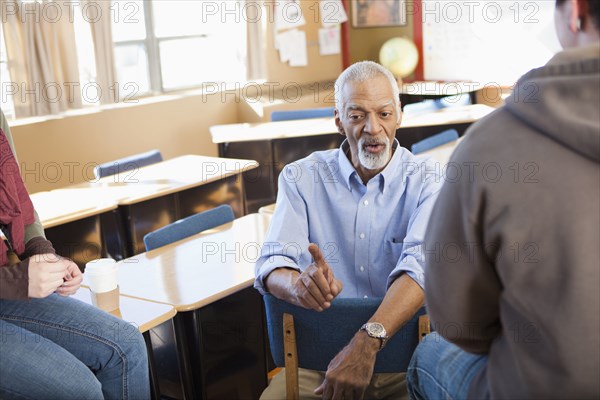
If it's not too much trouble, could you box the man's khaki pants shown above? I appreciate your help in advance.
[260,368,409,399]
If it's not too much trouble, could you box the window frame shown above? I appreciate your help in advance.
[112,0,246,95]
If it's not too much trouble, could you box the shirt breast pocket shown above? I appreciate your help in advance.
[384,238,404,267]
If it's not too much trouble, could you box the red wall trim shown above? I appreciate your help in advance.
[341,0,351,69]
[412,0,424,81]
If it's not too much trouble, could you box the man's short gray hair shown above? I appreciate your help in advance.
[334,61,400,111]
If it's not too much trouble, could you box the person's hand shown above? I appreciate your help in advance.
[27,253,72,298]
[289,243,343,311]
[314,332,379,399]
[56,258,83,296]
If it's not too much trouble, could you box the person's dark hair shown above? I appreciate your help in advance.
[556,0,600,31]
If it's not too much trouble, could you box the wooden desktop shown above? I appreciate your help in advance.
[113,213,269,400]
[32,155,259,263]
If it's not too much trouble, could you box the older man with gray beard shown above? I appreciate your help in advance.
[255,61,443,400]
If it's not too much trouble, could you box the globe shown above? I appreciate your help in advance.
[379,37,419,79]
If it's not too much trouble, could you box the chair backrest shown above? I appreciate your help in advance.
[411,129,459,155]
[143,205,235,251]
[271,107,335,122]
[264,294,426,373]
[94,149,163,179]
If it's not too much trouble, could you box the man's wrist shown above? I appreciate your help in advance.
[264,267,301,303]
[355,329,382,355]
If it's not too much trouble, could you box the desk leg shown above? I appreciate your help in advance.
[173,313,197,400]
[189,287,268,399]
[143,331,161,400]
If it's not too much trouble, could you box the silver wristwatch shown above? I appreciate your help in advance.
[360,322,389,350]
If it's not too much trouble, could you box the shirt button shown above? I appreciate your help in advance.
[359,265,365,272]
[364,295,368,298]
[359,233,365,239]
[363,200,369,206]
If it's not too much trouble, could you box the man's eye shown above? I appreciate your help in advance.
[381,112,391,117]
[349,114,362,120]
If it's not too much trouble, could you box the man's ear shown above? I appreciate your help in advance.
[570,0,582,32]
[334,108,346,136]
[396,105,403,129]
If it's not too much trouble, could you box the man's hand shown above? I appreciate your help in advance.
[289,243,343,311]
[28,253,72,298]
[56,258,83,296]
[264,243,343,311]
[314,331,379,399]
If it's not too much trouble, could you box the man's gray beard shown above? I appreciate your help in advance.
[358,137,391,170]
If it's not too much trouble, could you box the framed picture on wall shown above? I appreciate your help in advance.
[352,0,407,28]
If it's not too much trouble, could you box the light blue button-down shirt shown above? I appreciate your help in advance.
[254,139,442,298]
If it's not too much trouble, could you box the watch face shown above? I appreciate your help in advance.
[367,322,385,337]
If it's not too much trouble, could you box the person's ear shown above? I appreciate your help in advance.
[334,108,346,136]
[396,104,402,129]
[570,0,583,32]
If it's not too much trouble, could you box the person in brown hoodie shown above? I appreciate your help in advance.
[0,109,150,399]
[407,0,599,399]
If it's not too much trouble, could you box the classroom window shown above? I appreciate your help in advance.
[0,30,15,119]
[72,2,100,106]
[112,0,248,94]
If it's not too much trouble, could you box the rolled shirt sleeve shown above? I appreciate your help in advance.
[387,171,442,289]
[254,165,310,294]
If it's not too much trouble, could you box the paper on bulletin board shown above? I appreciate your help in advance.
[319,27,340,55]
[276,29,308,67]
[275,0,306,32]
[320,0,347,27]
[275,34,289,62]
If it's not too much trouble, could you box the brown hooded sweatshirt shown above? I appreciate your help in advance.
[424,44,600,399]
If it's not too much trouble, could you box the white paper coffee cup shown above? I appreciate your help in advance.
[85,258,118,293]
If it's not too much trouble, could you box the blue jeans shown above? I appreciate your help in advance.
[0,293,150,399]
[407,332,488,400]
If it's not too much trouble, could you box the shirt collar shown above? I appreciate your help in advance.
[337,139,404,194]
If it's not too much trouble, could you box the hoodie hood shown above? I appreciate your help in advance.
[505,44,600,162]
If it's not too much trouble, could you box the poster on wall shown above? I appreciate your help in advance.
[352,0,407,28]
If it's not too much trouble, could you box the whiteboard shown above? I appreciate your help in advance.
[422,0,562,85]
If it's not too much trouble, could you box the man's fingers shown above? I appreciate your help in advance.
[300,273,330,309]
[331,278,343,297]
[314,382,324,395]
[314,380,334,398]
[299,294,325,312]
[307,265,334,302]
[308,243,326,266]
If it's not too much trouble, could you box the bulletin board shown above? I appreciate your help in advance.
[265,0,344,85]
